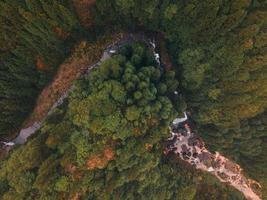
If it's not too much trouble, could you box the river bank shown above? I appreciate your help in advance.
[0,32,262,200]
[1,32,158,147]
[164,117,262,200]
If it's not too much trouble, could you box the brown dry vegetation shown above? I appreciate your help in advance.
[24,33,125,127]
[145,143,153,151]
[86,146,115,170]
[36,56,49,71]
[0,149,7,157]
[72,0,96,28]
[53,27,70,39]
[65,164,77,174]
[69,192,81,200]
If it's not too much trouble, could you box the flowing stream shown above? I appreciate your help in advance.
[1,34,262,200]
[10,43,115,144]
[165,116,262,200]
[6,33,154,145]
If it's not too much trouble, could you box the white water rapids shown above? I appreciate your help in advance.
[165,117,262,200]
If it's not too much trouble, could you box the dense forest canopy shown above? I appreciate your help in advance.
[0,0,266,199]
[0,44,244,200]
[91,1,267,196]
[0,0,83,135]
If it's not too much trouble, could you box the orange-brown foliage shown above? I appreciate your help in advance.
[24,33,124,128]
[73,171,83,180]
[65,164,77,173]
[65,164,83,180]
[86,146,115,170]
[36,56,49,71]
[103,146,115,160]
[70,192,81,200]
[53,27,70,39]
[145,143,153,151]
[72,0,96,28]
[133,127,141,135]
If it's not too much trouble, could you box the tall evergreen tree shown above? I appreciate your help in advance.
[0,0,82,135]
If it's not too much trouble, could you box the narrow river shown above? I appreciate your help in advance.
[165,114,262,200]
[10,34,143,145]
[1,34,262,200]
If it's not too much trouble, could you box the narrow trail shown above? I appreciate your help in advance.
[164,114,262,200]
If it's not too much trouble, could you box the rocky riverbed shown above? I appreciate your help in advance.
[164,118,262,200]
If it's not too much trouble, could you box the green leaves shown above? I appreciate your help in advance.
[178,48,209,90]
[126,106,141,121]
[54,176,70,192]
[115,0,135,14]
[68,43,177,140]
[110,80,127,103]
[164,4,178,20]
[8,171,35,193]
[0,0,83,135]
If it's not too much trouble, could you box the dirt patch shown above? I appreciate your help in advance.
[72,0,96,28]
